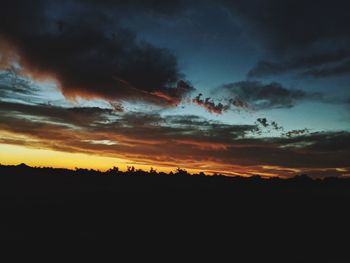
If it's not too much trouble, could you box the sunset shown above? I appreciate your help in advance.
[1,0,350,178]
[0,0,350,259]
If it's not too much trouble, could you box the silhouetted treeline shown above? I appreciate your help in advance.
[0,163,350,262]
[1,163,349,196]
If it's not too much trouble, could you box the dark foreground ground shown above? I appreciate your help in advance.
[0,164,350,262]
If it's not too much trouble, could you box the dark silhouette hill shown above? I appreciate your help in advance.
[0,164,349,262]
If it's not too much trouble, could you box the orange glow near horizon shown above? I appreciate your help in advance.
[0,143,259,176]
[0,144,168,172]
[0,143,203,174]
[2,143,347,178]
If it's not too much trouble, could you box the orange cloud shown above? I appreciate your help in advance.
[174,139,230,150]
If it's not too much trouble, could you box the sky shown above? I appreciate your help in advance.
[0,0,350,178]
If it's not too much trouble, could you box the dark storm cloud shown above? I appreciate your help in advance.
[0,0,193,106]
[220,81,323,110]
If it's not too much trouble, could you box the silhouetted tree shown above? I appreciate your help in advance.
[127,166,135,173]
[175,168,189,176]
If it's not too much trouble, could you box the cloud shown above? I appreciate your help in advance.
[0,100,114,128]
[110,102,124,112]
[223,0,350,51]
[303,60,350,78]
[152,80,195,106]
[253,118,284,135]
[1,100,350,177]
[192,93,230,114]
[219,81,323,110]
[0,0,193,106]
[0,70,47,106]
[284,129,310,138]
[221,1,350,78]
[248,50,350,78]
[196,80,337,113]
[256,118,269,128]
[230,98,250,111]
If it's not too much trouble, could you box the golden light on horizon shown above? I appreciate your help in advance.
[0,143,251,176]
[1,143,223,175]
[0,143,175,172]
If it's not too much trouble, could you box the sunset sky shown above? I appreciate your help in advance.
[1,0,350,177]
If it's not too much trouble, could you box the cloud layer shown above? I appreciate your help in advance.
[0,95,349,177]
[218,81,323,110]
